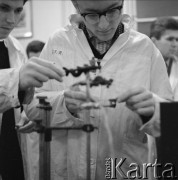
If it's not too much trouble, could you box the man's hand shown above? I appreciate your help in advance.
[16,113,36,133]
[16,120,36,133]
[19,57,65,90]
[64,88,88,115]
[117,87,155,117]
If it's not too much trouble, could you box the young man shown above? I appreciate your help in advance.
[150,17,178,96]
[26,0,173,179]
[0,0,64,179]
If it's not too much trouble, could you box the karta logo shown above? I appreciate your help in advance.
[105,158,177,179]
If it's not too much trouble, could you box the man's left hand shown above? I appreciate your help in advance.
[117,87,155,117]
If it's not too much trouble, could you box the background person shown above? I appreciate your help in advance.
[150,17,178,177]
[26,40,45,59]
[150,16,178,97]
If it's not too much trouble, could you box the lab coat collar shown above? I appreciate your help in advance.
[3,35,21,52]
[70,13,133,64]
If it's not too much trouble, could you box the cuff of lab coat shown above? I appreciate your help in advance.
[9,68,21,107]
[139,93,165,137]
[62,94,84,126]
[139,101,160,137]
[48,91,83,127]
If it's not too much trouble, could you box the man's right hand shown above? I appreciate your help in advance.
[64,89,87,115]
[19,57,65,90]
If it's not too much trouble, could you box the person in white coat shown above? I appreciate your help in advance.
[25,0,173,179]
[150,17,178,98]
[0,0,65,179]
[150,17,178,175]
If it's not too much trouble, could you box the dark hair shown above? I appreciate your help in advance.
[26,40,45,58]
[24,0,28,4]
[71,0,124,12]
[71,0,80,12]
[150,17,178,39]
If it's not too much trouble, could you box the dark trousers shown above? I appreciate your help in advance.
[0,109,25,180]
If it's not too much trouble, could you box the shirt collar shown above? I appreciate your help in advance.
[79,22,124,44]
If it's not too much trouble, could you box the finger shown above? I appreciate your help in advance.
[135,107,155,116]
[65,97,84,108]
[20,77,43,89]
[30,57,65,76]
[26,78,43,88]
[32,63,63,82]
[117,87,145,103]
[30,58,65,82]
[130,99,155,110]
[66,104,80,113]
[70,84,80,91]
[30,70,49,82]
[65,101,81,114]
[64,90,87,101]
[127,92,153,106]
[18,121,36,133]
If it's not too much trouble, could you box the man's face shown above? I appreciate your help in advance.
[0,0,24,39]
[76,0,123,41]
[153,30,178,59]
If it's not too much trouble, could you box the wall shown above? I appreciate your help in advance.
[17,0,177,48]
[18,0,75,48]
[135,0,178,36]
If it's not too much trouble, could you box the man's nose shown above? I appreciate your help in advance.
[98,15,109,30]
[6,11,15,24]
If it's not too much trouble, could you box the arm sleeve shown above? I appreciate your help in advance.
[140,46,173,137]
[0,37,34,113]
[0,68,21,113]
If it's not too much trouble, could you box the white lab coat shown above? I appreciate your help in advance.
[0,35,33,180]
[169,56,178,99]
[25,15,173,180]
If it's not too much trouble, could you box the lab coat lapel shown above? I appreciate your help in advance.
[5,36,25,69]
[102,30,130,66]
[76,29,94,62]
[75,26,130,67]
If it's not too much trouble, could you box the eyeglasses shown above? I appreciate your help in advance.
[80,5,123,24]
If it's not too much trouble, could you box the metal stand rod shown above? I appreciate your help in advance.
[36,96,52,180]
[87,131,91,180]
[85,72,91,180]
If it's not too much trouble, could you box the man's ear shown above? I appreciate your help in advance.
[69,14,83,25]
